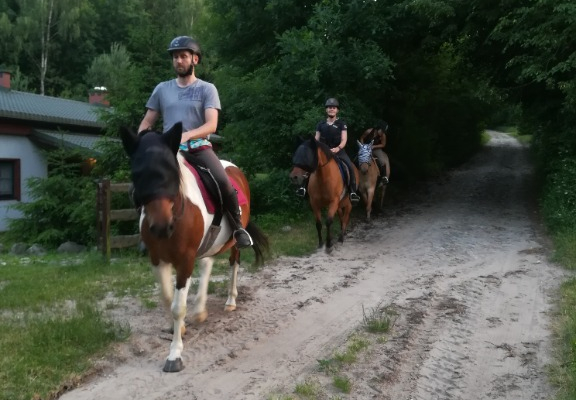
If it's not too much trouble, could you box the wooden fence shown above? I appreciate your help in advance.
[96,179,140,260]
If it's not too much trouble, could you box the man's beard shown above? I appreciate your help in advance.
[176,65,194,77]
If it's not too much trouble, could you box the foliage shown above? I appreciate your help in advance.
[6,148,97,247]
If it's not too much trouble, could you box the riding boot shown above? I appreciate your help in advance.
[349,178,360,203]
[224,191,253,248]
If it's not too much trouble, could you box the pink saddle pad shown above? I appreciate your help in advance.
[183,160,248,214]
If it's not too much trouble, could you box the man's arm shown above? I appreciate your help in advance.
[138,109,159,133]
[181,108,219,143]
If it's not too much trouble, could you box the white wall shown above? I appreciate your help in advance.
[0,135,47,231]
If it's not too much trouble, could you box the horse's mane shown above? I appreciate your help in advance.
[313,139,335,161]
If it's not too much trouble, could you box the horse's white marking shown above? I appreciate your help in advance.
[225,260,239,309]
[153,261,174,326]
[190,257,214,318]
[167,276,192,362]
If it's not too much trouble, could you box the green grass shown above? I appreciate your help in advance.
[0,252,142,400]
[550,278,576,400]
[0,209,324,399]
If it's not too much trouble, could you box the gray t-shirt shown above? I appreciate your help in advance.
[146,78,221,149]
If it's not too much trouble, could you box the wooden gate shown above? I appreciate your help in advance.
[96,179,140,260]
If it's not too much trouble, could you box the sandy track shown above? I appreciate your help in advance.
[60,131,566,400]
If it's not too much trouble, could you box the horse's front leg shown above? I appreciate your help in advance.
[164,275,192,373]
[337,199,353,243]
[225,248,240,311]
[325,202,339,251]
[190,257,213,323]
[314,209,323,248]
[366,187,375,221]
[153,261,175,332]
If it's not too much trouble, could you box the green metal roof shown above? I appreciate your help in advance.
[0,88,106,128]
[31,129,109,152]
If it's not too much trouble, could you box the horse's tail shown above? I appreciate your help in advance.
[246,219,270,265]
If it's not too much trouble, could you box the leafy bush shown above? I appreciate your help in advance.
[249,168,302,215]
[6,149,97,247]
[542,157,576,232]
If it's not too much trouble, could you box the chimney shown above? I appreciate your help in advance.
[0,71,10,89]
[89,86,110,106]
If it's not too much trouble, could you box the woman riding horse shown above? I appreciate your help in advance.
[359,120,391,187]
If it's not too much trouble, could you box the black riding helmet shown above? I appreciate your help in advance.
[168,36,202,63]
[325,98,339,108]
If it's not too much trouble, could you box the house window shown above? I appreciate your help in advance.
[0,159,21,201]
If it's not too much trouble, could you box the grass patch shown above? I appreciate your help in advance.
[362,303,395,333]
[550,278,576,400]
[0,303,129,400]
[0,252,150,399]
[551,230,576,270]
[332,375,351,393]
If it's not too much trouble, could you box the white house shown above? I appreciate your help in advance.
[0,71,108,231]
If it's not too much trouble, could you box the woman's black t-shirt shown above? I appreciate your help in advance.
[316,119,347,148]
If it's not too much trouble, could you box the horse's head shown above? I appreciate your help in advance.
[120,122,183,238]
[289,139,318,186]
[357,140,374,174]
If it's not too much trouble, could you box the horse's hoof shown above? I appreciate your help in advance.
[163,358,185,373]
[191,310,208,324]
[224,304,237,312]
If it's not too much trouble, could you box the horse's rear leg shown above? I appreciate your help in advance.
[164,275,192,373]
[225,248,240,312]
[190,257,213,323]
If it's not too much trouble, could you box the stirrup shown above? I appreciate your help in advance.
[350,192,360,203]
[233,228,253,248]
[296,187,306,197]
[383,176,389,185]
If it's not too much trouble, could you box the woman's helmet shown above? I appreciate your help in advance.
[324,98,339,108]
[167,36,202,63]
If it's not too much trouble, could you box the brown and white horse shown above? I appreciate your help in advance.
[120,122,268,372]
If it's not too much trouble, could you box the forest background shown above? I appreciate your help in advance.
[0,0,575,257]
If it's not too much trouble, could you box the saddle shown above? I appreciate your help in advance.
[180,151,248,256]
[334,156,352,189]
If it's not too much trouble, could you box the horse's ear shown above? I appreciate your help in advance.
[164,122,183,155]
[119,127,138,156]
[357,140,362,147]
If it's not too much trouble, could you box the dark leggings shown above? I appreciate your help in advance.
[335,149,357,191]
[183,147,239,213]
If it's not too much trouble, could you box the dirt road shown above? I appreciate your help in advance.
[60,131,566,400]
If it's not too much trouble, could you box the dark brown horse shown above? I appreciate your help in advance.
[120,123,268,373]
[289,138,357,251]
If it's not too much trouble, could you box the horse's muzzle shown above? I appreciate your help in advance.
[149,220,175,238]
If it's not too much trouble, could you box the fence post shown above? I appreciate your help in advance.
[100,179,111,261]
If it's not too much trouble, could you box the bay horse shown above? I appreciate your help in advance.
[289,138,357,251]
[357,140,384,221]
[120,122,268,373]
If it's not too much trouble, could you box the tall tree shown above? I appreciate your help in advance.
[11,0,96,95]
